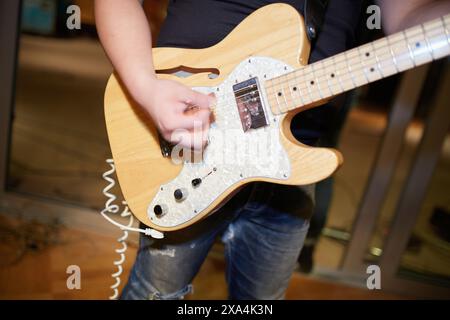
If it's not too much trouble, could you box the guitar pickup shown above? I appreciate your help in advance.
[233,77,268,132]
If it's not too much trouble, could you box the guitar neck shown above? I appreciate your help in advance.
[265,14,450,115]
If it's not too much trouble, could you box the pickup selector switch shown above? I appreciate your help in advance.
[191,178,202,187]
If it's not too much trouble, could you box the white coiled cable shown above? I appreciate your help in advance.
[101,159,164,300]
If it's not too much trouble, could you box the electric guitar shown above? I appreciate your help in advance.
[104,4,450,232]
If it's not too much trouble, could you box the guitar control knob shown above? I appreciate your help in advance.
[153,204,167,217]
[191,178,202,187]
[174,188,187,201]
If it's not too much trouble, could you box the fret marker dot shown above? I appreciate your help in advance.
[365,52,370,57]
[331,73,335,78]
[310,81,315,85]
[370,67,375,72]
[293,87,297,91]
[416,42,421,48]
[278,92,282,96]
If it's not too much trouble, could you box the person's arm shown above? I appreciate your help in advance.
[376,0,450,34]
[95,0,213,149]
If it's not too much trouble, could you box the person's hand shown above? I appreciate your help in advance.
[132,74,215,150]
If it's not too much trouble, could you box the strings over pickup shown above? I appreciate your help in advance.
[233,77,268,132]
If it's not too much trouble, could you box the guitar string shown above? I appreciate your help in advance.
[264,18,449,112]
[267,26,449,110]
[206,19,448,116]
[181,19,448,120]
[266,18,449,98]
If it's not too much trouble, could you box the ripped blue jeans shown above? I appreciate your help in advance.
[121,182,314,300]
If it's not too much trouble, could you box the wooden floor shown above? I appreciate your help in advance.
[0,214,405,300]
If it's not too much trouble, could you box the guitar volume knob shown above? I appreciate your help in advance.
[153,204,167,217]
[174,188,188,201]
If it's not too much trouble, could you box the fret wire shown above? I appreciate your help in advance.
[386,36,400,73]
[295,68,306,105]
[265,21,446,110]
[272,77,280,113]
[214,36,413,114]
[357,46,371,83]
[304,70,315,102]
[294,39,387,91]
[403,30,417,67]
[278,75,287,113]
[318,62,327,98]
[285,71,293,110]
[294,71,307,107]
[289,72,302,110]
[264,36,393,97]
[292,42,380,94]
[386,37,400,73]
[295,86,306,107]
[268,47,368,108]
[272,76,280,112]
[332,55,346,92]
[268,48,369,106]
[344,51,358,88]
[421,24,436,60]
[281,87,289,112]
[298,85,307,106]
[290,69,304,106]
[288,86,297,110]
[370,41,385,77]
[266,21,444,96]
[311,63,324,99]
[274,85,283,114]
[276,75,287,113]
[325,62,334,96]
[287,71,298,111]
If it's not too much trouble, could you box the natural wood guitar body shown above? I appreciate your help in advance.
[104,3,343,231]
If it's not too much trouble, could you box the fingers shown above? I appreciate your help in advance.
[160,103,210,150]
[171,110,210,150]
[183,88,216,110]
[159,82,215,150]
[175,108,211,130]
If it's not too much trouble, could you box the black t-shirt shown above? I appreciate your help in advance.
[156,0,363,144]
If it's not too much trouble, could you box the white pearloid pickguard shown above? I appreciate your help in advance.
[147,57,294,228]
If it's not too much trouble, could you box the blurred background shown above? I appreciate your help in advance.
[0,0,449,299]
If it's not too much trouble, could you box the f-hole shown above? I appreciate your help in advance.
[156,65,220,79]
